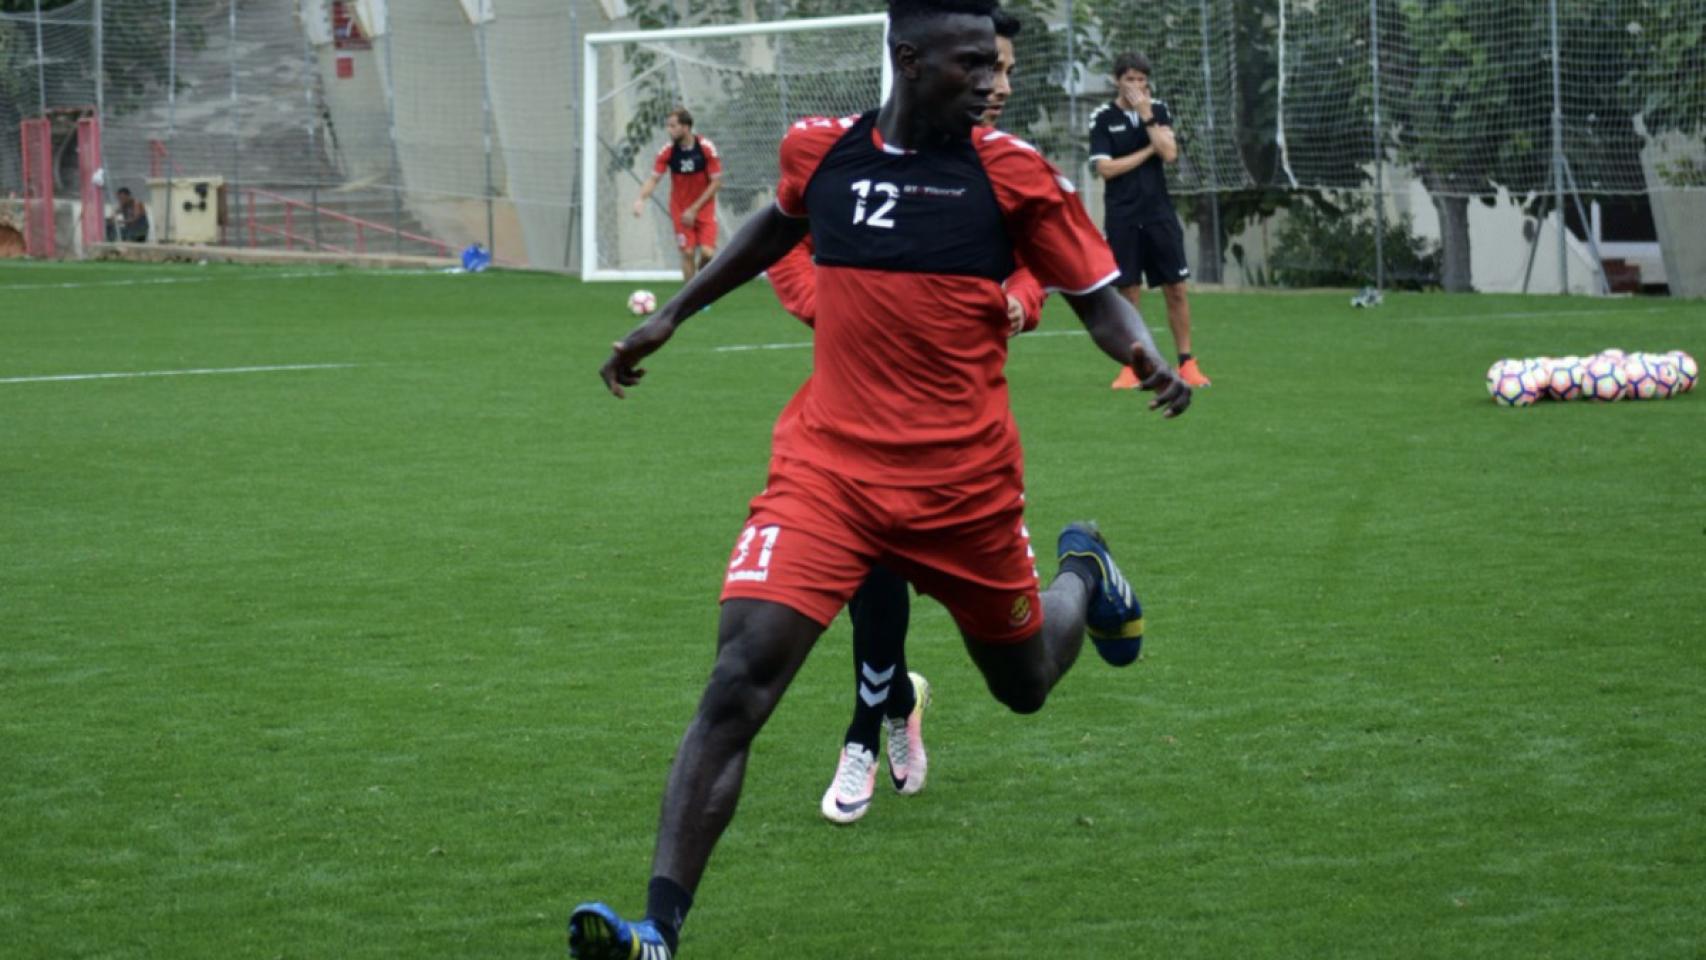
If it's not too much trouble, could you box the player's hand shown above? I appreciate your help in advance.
[1127,82,1153,120]
[1006,295,1026,337]
[631,199,644,218]
[600,315,676,399]
[1130,343,1191,418]
[681,209,697,228]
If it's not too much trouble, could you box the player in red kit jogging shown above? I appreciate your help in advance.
[570,3,1190,957]
[633,107,723,280]
[768,9,1102,828]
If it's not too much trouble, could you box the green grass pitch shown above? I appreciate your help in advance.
[3,260,1704,959]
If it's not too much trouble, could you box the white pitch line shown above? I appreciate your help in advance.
[0,363,360,385]
[712,341,812,353]
[0,276,216,292]
[0,267,451,293]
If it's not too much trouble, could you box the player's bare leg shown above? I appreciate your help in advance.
[679,248,698,282]
[655,599,821,888]
[961,522,1145,713]
[1110,284,1145,389]
[961,576,1088,714]
[1164,281,1210,386]
[571,599,823,960]
[697,246,716,274]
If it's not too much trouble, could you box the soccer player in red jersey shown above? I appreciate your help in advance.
[766,8,1065,828]
[633,107,723,281]
[571,3,1189,956]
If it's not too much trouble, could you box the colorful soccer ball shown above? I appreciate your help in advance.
[1546,360,1585,401]
[1486,359,1525,397]
[1598,348,1627,363]
[1670,351,1698,392]
[1622,355,1660,400]
[1523,357,1554,390]
[627,289,658,316]
[1581,356,1628,402]
[1649,357,1681,399]
[1491,369,1542,407]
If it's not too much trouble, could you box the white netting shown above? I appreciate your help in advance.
[1,1,100,195]
[3,0,1703,282]
[1277,0,1706,197]
[583,15,887,279]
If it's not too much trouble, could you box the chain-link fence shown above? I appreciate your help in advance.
[3,0,1704,292]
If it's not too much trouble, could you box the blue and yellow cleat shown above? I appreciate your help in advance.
[1057,522,1145,666]
[569,902,673,960]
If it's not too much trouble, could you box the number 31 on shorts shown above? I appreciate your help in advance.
[726,524,781,583]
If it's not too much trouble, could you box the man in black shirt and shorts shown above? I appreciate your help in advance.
[1089,52,1211,388]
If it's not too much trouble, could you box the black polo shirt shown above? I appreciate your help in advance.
[1088,99,1176,224]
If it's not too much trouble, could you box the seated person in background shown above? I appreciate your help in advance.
[107,187,149,242]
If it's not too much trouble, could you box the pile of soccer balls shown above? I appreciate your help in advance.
[1486,349,1699,407]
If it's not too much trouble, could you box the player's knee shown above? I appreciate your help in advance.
[990,682,1048,715]
[979,660,1052,715]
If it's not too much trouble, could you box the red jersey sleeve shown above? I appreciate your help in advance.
[767,236,817,327]
[1004,262,1045,333]
[701,136,723,177]
[652,142,671,175]
[776,116,856,218]
[977,131,1120,295]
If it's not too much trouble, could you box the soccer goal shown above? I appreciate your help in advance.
[580,13,891,281]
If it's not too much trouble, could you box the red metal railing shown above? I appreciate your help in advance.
[144,139,451,259]
[240,186,452,258]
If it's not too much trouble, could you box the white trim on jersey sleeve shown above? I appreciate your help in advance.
[1088,153,1112,163]
[1043,267,1123,297]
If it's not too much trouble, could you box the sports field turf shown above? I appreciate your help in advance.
[3,260,1703,959]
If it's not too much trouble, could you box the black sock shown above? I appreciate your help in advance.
[847,565,911,750]
[646,876,692,953]
[1178,352,1193,365]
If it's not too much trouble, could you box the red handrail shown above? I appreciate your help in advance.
[242,186,452,257]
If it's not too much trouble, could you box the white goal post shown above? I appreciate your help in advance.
[580,13,891,281]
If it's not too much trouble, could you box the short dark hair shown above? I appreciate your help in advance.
[888,0,998,33]
[116,187,133,197]
[991,8,1022,39]
[668,107,693,128]
[1112,52,1152,78]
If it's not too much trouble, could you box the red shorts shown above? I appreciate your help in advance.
[673,210,716,252]
[719,457,1043,643]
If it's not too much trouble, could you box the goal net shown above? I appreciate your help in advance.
[580,13,889,281]
[1275,0,1706,199]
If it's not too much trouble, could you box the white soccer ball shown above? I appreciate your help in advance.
[627,289,658,316]
[1491,368,1542,407]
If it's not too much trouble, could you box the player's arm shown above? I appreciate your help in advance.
[632,171,664,217]
[599,205,810,398]
[1145,123,1178,164]
[1089,109,1152,180]
[1093,147,1154,181]
[1004,265,1044,335]
[1142,98,1178,163]
[1062,286,1191,418]
[682,175,721,225]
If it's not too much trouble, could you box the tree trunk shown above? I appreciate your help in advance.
[1432,193,1473,292]
[1193,194,1222,284]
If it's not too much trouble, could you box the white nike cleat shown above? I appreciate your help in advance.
[884,672,931,795]
[820,743,878,824]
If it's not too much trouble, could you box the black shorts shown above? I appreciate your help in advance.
[1107,215,1190,289]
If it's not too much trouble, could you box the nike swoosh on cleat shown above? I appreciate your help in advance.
[889,769,908,792]
[835,796,871,814]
